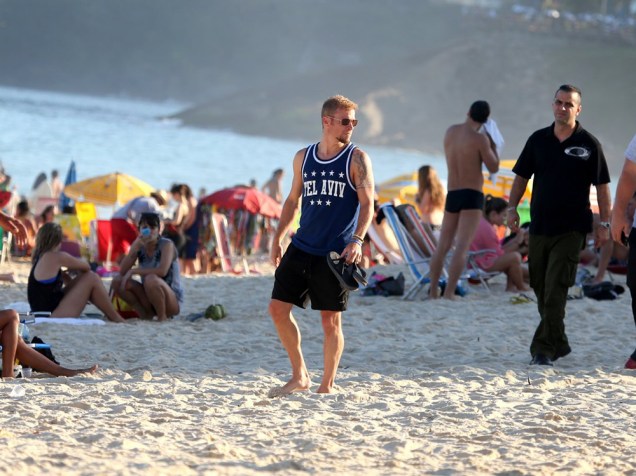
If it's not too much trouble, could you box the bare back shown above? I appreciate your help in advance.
[444,123,498,191]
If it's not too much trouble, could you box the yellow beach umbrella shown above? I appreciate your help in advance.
[482,160,532,203]
[62,172,155,207]
[379,161,532,209]
[376,172,419,206]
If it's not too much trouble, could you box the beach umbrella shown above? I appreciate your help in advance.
[376,172,419,206]
[482,160,532,202]
[62,172,155,207]
[200,186,282,219]
[378,162,533,207]
[58,160,77,211]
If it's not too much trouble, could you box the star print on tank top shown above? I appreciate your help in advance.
[291,142,360,256]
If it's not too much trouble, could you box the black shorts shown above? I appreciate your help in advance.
[445,189,485,213]
[271,243,349,311]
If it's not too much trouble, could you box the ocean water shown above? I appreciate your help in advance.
[0,86,444,204]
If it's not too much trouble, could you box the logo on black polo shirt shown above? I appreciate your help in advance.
[564,146,591,160]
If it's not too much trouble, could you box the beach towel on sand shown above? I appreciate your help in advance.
[6,302,107,325]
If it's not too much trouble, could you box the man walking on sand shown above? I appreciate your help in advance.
[428,100,499,299]
[507,84,611,366]
[268,95,375,396]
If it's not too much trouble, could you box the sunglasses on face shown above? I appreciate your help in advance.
[327,116,358,127]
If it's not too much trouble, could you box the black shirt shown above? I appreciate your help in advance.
[513,122,610,236]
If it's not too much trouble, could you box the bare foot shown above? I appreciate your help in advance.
[428,285,440,299]
[62,364,99,377]
[268,375,311,397]
[506,286,531,293]
[316,384,336,394]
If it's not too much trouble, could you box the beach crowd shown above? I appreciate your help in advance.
[1,87,636,397]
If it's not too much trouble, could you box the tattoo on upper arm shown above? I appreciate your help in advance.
[353,151,372,189]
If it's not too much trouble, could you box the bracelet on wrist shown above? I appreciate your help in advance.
[350,237,364,246]
[352,234,364,242]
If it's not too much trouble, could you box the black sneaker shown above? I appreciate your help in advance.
[530,354,553,366]
[552,345,571,362]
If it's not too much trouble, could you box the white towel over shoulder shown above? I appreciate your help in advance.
[482,117,505,157]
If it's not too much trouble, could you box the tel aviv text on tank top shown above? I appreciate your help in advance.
[291,142,360,256]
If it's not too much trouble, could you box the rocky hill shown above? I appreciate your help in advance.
[172,11,636,169]
[0,0,634,171]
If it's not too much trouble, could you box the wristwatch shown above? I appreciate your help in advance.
[599,221,610,229]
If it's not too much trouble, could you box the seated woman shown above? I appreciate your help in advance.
[27,223,126,322]
[14,200,37,255]
[35,204,56,230]
[1,309,97,377]
[580,208,631,283]
[111,212,183,321]
[470,195,530,293]
[415,165,446,232]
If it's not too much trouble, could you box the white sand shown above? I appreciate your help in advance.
[1,260,635,474]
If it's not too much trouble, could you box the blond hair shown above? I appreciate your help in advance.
[321,95,358,118]
[32,222,63,262]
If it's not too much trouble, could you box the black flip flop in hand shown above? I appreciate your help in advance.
[326,251,368,291]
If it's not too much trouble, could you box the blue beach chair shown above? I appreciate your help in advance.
[380,204,438,300]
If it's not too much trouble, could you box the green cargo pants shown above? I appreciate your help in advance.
[528,231,586,360]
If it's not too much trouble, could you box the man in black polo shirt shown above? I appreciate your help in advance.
[507,84,611,366]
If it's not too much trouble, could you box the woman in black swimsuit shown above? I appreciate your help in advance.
[27,223,125,322]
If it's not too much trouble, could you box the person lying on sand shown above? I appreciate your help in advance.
[0,309,98,378]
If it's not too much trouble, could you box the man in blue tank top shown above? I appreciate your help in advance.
[268,95,375,396]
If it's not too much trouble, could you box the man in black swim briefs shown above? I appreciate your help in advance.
[444,189,485,213]
[428,100,499,299]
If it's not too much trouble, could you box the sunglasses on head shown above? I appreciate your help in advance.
[327,116,358,127]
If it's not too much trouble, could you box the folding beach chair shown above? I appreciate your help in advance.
[211,212,252,274]
[395,204,438,258]
[465,251,502,292]
[0,228,12,265]
[366,220,404,265]
[380,204,437,300]
[386,203,496,297]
